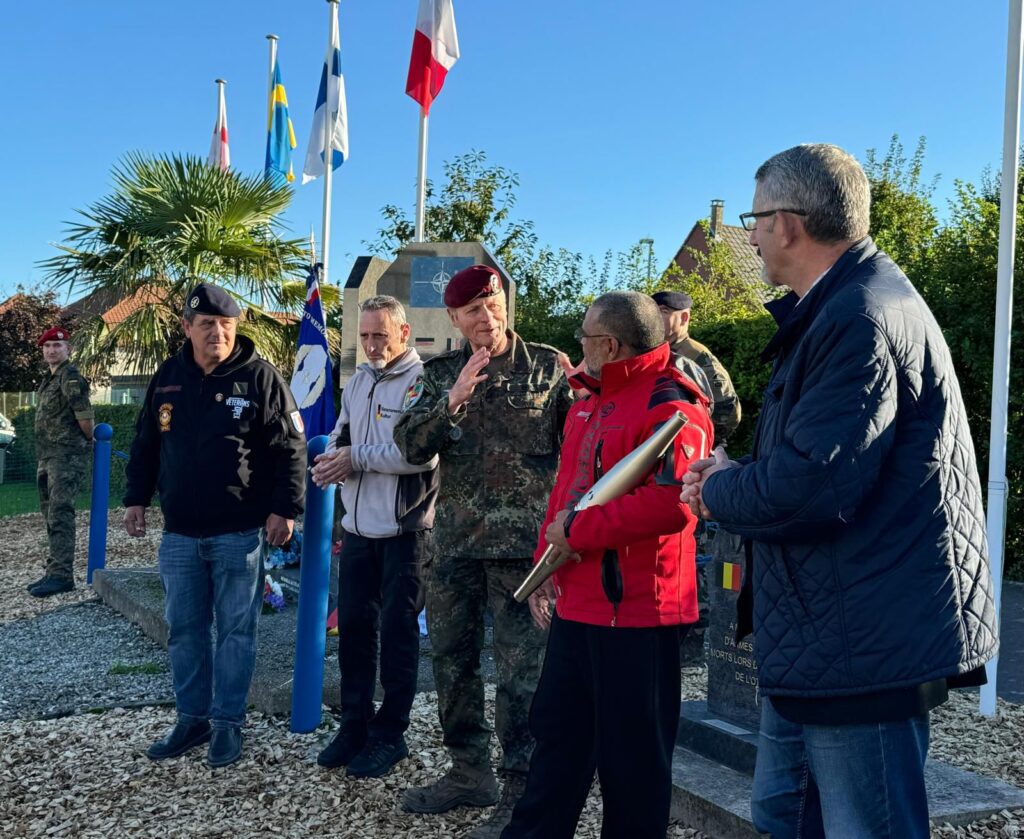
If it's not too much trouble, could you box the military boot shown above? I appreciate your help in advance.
[461,773,527,838]
[401,766,500,814]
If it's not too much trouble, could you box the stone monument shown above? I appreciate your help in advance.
[339,242,516,386]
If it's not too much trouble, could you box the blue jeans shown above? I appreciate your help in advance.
[752,697,930,839]
[158,528,265,729]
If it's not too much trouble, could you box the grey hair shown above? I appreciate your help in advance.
[591,291,664,354]
[754,144,871,244]
[360,295,407,326]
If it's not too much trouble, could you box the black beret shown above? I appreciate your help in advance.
[651,291,693,311]
[184,283,242,318]
[443,264,503,309]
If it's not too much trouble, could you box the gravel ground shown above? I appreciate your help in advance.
[1,509,1022,838]
[0,600,172,721]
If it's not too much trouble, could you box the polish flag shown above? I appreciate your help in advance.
[207,81,230,171]
[406,0,460,114]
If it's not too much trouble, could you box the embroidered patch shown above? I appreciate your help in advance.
[290,410,305,434]
[403,381,425,410]
[226,396,251,419]
[232,381,248,396]
[158,403,173,433]
[154,385,182,394]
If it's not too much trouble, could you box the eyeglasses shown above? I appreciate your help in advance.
[738,208,808,231]
[574,327,616,343]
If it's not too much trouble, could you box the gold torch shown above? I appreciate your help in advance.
[513,410,690,603]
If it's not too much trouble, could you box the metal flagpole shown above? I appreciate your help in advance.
[981,0,1024,717]
[263,35,278,311]
[415,107,429,242]
[321,0,339,286]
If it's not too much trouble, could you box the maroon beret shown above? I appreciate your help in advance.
[443,264,503,309]
[38,326,71,346]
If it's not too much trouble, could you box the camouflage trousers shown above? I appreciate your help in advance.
[424,555,546,778]
[37,455,88,581]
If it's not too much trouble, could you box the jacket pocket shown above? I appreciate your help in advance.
[505,386,555,456]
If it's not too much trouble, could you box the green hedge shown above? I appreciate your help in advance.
[4,404,142,499]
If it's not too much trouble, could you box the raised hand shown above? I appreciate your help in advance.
[448,346,491,414]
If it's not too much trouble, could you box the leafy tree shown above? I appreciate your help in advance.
[369,150,537,278]
[0,289,74,391]
[42,153,308,378]
[642,221,772,324]
[864,135,939,278]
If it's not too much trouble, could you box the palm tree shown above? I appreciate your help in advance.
[43,152,309,378]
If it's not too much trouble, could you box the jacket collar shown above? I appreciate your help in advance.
[358,347,423,380]
[569,342,671,397]
[761,237,878,362]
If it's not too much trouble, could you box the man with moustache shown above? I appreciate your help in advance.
[124,283,306,769]
[394,264,572,839]
[311,295,439,778]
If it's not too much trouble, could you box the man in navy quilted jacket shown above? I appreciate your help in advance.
[682,144,998,839]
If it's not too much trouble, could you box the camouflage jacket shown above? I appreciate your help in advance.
[672,335,741,444]
[394,331,572,559]
[35,360,93,458]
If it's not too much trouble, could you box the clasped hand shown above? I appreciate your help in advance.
[311,446,353,488]
[680,447,739,519]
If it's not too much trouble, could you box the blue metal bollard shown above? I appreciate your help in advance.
[290,434,336,733]
[87,423,114,584]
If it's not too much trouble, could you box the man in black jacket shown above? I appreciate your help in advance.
[682,144,997,839]
[124,283,306,768]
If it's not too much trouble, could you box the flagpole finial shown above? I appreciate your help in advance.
[266,34,278,41]
[215,78,226,85]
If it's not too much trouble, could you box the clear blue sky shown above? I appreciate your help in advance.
[0,0,1011,301]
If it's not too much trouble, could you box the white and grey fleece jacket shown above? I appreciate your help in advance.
[327,349,439,538]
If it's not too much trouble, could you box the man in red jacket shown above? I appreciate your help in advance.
[501,291,713,839]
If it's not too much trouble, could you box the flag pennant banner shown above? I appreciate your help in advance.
[722,561,742,592]
[302,4,349,185]
[207,83,230,171]
[266,60,297,184]
[290,263,336,439]
[406,0,460,113]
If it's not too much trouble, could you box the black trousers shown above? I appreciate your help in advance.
[502,615,685,839]
[337,530,427,741]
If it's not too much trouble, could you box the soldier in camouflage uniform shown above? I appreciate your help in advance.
[394,265,572,839]
[653,291,741,446]
[29,326,94,598]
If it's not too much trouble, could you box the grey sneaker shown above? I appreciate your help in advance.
[401,767,500,814]
[461,774,528,839]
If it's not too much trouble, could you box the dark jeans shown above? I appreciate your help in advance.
[337,530,428,741]
[751,697,931,839]
[503,615,686,839]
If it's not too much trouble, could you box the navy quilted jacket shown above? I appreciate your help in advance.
[702,238,998,697]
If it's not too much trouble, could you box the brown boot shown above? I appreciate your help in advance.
[401,766,500,814]
[461,773,527,838]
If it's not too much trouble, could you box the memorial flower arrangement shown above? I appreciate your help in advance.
[266,529,302,569]
[263,575,286,612]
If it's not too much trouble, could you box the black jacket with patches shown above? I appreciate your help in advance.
[125,336,306,537]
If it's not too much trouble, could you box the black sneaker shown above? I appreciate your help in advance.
[29,577,75,598]
[207,726,243,768]
[346,736,409,778]
[317,722,367,769]
[147,720,212,760]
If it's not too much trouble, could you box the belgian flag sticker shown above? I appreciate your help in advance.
[722,561,742,592]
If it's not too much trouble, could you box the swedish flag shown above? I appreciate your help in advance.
[265,60,296,184]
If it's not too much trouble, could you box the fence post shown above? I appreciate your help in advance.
[87,423,113,584]
[290,434,336,733]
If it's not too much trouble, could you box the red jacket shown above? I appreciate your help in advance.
[536,343,714,627]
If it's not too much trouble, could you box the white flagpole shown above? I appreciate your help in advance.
[321,0,339,287]
[981,0,1024,718]
[415,107,429,242]
[266,34,278,112]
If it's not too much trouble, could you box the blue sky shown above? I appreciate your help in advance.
[0,0,1011,302]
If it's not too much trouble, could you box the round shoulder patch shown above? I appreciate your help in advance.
[403,380,425,410]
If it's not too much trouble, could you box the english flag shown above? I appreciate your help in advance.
[406,0,460,114]
[207,81,230,171]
